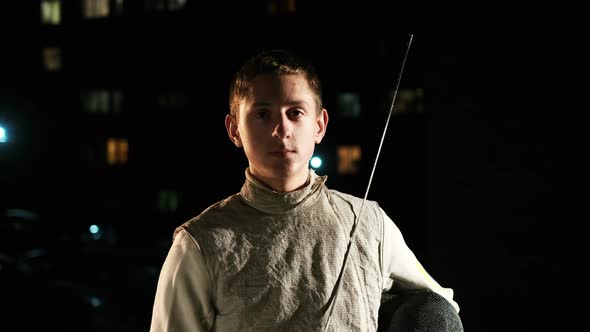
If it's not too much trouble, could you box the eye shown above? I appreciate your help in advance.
[255,109,269,119]
[287,109,304,118]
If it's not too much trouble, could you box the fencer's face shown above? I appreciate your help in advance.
[226,74,328,185]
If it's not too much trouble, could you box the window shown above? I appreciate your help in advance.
[111,91,123,112]
[159,189,181,213]
[337,145,361,175]
[106,138,128,165]
[41,0,61,25]
[42,47,62,72]
[82,90,109,113]
[168,0,187,11]
[81,90,123,113]
[267,0,296,14]
[337,92,361,118]
[83,0,110,18]
[145,0,187,12]
[114,0,124,15]
[391,88,424,114]
[145,0,166,11]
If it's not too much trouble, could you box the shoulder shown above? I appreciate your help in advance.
[173,193,243,239]
[328,189,380,209]
[327,189,383,221]
[328,189,360,202]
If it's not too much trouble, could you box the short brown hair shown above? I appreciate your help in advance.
[229,50,323,118]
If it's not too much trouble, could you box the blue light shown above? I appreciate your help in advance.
[0,126,6,143]
[310,156,322,169]
[89,224,99,234]
[88,296,103,308]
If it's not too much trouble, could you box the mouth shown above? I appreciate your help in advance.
[269,149,296,157]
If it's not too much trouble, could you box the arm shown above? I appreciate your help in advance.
[380,208,460,313]
[150,229,215,331]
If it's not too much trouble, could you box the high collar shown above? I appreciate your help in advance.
[239,168,328,215]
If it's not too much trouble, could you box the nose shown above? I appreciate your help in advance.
[272,114,293,139]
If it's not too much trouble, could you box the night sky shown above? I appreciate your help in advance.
[1,2,587,331]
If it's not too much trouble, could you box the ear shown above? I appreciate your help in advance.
[225,114,242,148]
[314,108,329,144]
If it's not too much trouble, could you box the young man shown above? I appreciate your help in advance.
[149,50,459,331]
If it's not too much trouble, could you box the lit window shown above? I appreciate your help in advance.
[168,0,187,11]
[41,0,61,25]
[391,88,424,114]
[42,47,62,72]
[106,138,128,165]
[267,0,296,14]
[338,145,361,175]
[338,92,361,118]
[115,0,125,15]
[145,0,187,12]
[159,189,181,212]
[82,91,108,113]
[82,90,123,113]
[84,0,110,18]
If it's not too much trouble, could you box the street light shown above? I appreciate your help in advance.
[310,156,322,169]
[0,125,7,143]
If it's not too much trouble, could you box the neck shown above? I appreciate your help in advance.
[249,168,310,193]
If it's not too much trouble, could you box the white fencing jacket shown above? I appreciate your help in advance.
[150,169,458,331]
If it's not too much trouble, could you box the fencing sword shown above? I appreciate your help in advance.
[322,33,414,332]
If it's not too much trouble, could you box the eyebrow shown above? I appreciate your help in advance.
[252,100,310,108]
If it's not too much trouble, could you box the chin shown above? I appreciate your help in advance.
[267,162,305,178]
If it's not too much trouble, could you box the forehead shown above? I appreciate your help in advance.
[247,73,315,103]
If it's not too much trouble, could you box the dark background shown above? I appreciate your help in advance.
[1,1,586,331]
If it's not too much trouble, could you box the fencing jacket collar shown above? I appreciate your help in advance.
[240,168,328,215]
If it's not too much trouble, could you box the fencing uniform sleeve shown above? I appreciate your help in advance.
[380,208,460,313]
[150,229,215,331]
